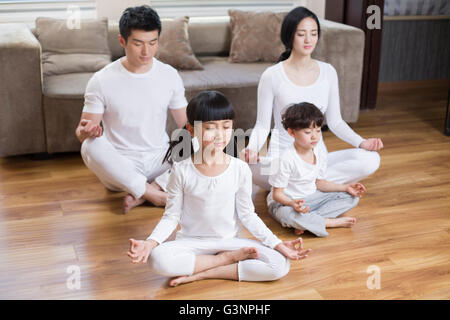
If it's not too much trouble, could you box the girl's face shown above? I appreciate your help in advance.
[288,123,322,150]
[291,17,319,57]
[193,119,234,152]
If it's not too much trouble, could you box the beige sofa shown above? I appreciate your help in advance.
[0,17,365,157]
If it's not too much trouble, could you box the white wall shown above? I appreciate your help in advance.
[293,0,325,19]
[96,0,326,20]
[96,0,149,20]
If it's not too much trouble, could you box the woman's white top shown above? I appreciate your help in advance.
[148,156,282,249]
[247,60,364,157]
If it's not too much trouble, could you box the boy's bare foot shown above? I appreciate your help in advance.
[217,247,259,264]
[294,229,304,235]
[325,217,357,228]
[123,194,146,214]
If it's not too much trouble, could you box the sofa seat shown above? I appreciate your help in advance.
[43,72,94,98]
[181,56,272,90]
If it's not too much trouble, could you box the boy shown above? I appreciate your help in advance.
[267,102,366,237]
[76,6,188,213]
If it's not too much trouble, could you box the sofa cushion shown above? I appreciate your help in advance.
[43,72,94,99]
[35,17,110,54]
[42,52,111,76]
[35,17,111,76]
[180,56,272,90]
[228,10,286,63]
[156,16,204,70]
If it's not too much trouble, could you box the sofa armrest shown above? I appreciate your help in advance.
[0,24,46,157]
[314,19,365,123]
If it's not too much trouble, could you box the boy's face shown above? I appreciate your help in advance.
[119,29,159,68]
[288,123,322,150]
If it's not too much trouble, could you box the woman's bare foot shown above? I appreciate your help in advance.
[325,217,357,228]
[123,194,146,214]
[294,229,304,235]
[217,247,259,264]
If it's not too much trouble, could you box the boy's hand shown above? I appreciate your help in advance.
[346,183,366,197]
[77,119,102,142]
[275,238,312,260]
[127,238,157,264]
[290,199,309,214]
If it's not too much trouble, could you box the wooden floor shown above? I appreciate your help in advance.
[0,80,449,300]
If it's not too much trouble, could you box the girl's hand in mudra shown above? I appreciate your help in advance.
[127,238,158,264]
[275,238,312,260]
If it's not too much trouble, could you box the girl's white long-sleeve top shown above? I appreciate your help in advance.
[247,60,364,155]
[147,156,282,249]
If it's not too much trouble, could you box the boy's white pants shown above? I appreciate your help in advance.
[80,136,170,199]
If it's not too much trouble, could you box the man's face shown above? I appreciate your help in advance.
[119,29,159,67]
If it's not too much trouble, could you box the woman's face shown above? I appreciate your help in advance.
[291,17,319,57]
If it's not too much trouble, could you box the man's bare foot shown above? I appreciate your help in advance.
[169,274,198,287]
[294,229,304,235]
[217,247,259,264]
[325,217,357,228]
[123,194,146,214]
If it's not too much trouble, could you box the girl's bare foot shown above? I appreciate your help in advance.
[217,247,259,264]
[123,194,146,214]
[325,217,357,228]
[169,274,198,287]
[294,229,304,235]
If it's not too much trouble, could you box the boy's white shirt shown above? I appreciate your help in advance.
[267,142,328,207]
[148,156,282,249]
[82,57,188,152]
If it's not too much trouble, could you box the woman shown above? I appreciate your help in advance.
[242,6,383,190]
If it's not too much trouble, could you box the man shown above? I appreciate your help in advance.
[75,6,187,213]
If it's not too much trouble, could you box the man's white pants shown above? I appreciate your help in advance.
[81,136,170,199]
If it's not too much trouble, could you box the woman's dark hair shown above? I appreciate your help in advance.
[119,5,161,42]
[278,6,321,62]
[281,102,324,131]
[163,91,235,164]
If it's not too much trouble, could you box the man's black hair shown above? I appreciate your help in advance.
[119,5,161,41]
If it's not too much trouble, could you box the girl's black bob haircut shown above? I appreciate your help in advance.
[186,90,235,125]
[163,91,235,164]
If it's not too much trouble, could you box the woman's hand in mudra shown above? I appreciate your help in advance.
[359,138,384,151]
[240,148,260,164]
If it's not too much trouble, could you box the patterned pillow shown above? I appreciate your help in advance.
[228,10,287,63]
[156,16,204,70]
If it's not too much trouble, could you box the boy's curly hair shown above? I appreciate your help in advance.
[281,102,324,130]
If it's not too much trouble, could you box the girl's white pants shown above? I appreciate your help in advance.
[149,237,290,282]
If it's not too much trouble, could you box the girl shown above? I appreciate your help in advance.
[127,91,311,286]
[242,6,383,190]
